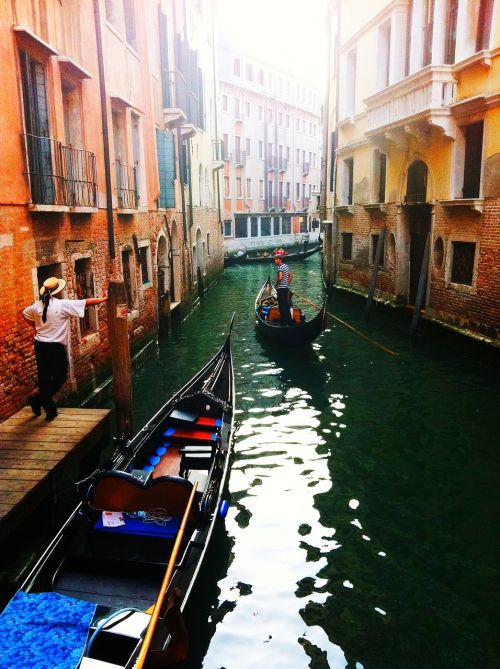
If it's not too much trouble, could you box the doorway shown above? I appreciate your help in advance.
[408,205,431,305]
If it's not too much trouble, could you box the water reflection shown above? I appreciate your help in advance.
[129,257,499,669]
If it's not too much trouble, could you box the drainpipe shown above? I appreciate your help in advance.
[211,13,223,236]
[93,0,115,259]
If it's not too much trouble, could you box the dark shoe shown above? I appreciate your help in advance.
[27,396,41,417]
[45,410,59,422]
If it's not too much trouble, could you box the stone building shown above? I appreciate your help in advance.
[0,0,223,419]
[217,40,323,253]
[321,0,500,346]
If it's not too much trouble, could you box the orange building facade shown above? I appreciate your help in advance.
[0,0,223,419]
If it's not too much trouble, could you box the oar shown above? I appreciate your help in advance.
[293,292,398,357]
[134,481,198,669]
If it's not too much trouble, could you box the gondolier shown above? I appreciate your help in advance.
[274,251,294,326]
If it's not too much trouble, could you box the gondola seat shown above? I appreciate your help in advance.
[85,471,197,520]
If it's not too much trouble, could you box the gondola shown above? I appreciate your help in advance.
[244,244,321,264]
[0,318,235,669]
[223,250,247,266]
[255,279,326,345]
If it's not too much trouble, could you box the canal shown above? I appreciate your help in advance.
[127,254,499,669]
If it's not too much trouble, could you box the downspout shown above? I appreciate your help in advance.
[211,11,223,236]
[93,0,115,259]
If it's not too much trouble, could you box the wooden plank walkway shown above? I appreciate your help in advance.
[0,406,111,540]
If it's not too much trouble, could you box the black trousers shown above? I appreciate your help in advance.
[277,287,294,325]
[33,340,68,413]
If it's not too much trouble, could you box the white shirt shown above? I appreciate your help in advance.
[23,298,86,345]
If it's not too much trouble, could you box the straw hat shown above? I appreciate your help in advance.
[40,276,66,296]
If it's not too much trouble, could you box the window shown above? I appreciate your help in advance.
[267,143,272,161]
[296,182,300,200]
[343,158,354,205]
[224,220,232,237]
[245,101,250,117]
[296,149,300,164]
[138,243,151,285]
[236,177,242,197]
[282,217,291,234]
[286,146,290,161]
[445,0,458,63]
[373,151,387,203]
[259,180,264,198]
[235,217,247,237]
[342,233,353,260]
[296,118,300,131]
[377,21,391,89]
[451,242,475,285]
[258,106,263,120]
[278,112,283,126]
[345,49,356,118]
[286,114,290,128]
[105,0,121,31]
[246,138,251,156]
[224,176,230,197]
[234,58,240,76]
[156,129,175,209]
[246,63,253,80]
[259,141,263,159]
[234,98,241,119]
[246,178,252,197]
[422,0,434,67]
[74,258,96,336]
[20,50,54,205]
[207,233,211,256]
[251,217,258,237]
[286,182,290,199]
[462,122,483,198]
[123,0,137,49]
[131,112,142,201]
[267,109,273,123]
[258,68,264,84]
[476,0,494,51]
[223,133,229,159]
[261,217,271,236]
[405,0,413,75]
[121,248,138,309]
[370,233,384,266]
[222,95,228,111]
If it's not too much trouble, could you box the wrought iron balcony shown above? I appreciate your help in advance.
[278,157,288,171]
[234,150,246,166]
[115,161,138,210]
[267,155,278,171]
[23,133,97,208]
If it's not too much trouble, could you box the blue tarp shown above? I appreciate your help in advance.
[0,591,95,669]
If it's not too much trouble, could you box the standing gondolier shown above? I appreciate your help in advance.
[22,276,108,421]
[274,251,294,326]
[301,230,310,253]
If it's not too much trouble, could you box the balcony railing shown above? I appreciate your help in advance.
[235,150,247,166]
[24,133,97,207]
[302,161,310,176]
[278,157,288,171]
[364,66,456,138]
[265,196,279,209]
[115,161,138,209]
[267,155,278,171]
[212,139,226,161]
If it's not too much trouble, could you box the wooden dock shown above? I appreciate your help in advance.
[0,407,111,541]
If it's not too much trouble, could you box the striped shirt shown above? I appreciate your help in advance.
[277,262,290,288]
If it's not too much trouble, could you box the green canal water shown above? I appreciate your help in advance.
[126,255,499,669]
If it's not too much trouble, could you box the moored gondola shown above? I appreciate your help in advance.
[244,244,321,264]
[0,318,236,669]
[255,279,326,345]
[223,250,247,266]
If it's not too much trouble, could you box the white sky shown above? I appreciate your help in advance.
[215,0,328,92]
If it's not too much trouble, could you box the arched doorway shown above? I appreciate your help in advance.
[404,160,431,305]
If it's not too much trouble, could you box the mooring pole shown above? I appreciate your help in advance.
[410,233,430,338]
[107,281,133,440]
